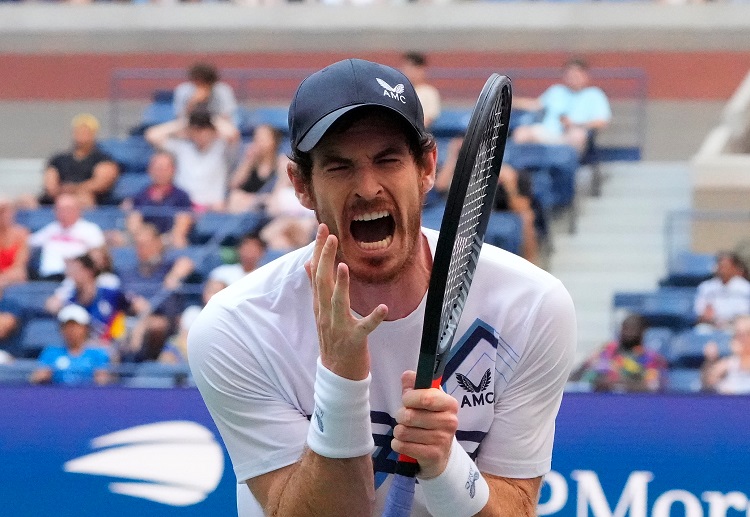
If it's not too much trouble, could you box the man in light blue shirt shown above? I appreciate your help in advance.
[512,58,611,153]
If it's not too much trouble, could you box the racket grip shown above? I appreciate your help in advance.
[382,473,417,517]
[394,454,420,477]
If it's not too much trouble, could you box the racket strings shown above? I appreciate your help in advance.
[438,93,508,347]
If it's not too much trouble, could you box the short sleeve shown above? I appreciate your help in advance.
[187,302,310,483]
[476,280,576,479]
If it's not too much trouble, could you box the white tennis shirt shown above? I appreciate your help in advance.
[188,228,576,516]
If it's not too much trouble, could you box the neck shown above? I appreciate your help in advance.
[349,233,432,321]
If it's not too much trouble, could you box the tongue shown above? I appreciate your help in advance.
[351,218,392,243]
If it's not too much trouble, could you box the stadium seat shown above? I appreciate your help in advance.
[430,109,472,138]
[110,247,138,275]
[661,251,716,288]
[119,362,192,388]
[99,136,154,174]
[111,173,152,203]
[639,289,696,331]
[238,106,290,137]
[666,368,702,393]
[82,207,126,231]
[167,245,224,282]
[190,211,267,246]
[642,326,674,356]
[19,318,63,359]
[666,329,732,368]
[16,207,55,233]
[4,281,59,318]
[129,101,175,136]
[0,359,37,385]
[485,212,523,256]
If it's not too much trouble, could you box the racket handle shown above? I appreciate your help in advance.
[382,473,417,517]
[394,454,420,477]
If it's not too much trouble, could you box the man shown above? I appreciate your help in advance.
[401,52,442,128]
[188,59,576,516]
[173,62,238,125]
[120,150,194,249]
[145,108,239,211]
[45,253,127,345]
[570,314,668,393]
[702,314,750,394]
[29,304,111,386]
[119,224,194,362]
[38,113,119,208]
[206,232,267,289]
[694,251,750,331]
[512,57,611,153]
[28,193,105,280]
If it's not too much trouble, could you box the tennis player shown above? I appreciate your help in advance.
[188,58,576,517]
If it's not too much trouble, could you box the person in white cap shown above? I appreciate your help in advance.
[188,59,576,517]
[29,304,111,386]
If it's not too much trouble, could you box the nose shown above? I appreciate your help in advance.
[354,165,383,200]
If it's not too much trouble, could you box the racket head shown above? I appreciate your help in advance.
[415,74,512,390]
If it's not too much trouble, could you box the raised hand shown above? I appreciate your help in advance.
[305,224,388,381]
[391,370,459,479]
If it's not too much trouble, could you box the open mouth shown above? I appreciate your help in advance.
[350,211,395,250]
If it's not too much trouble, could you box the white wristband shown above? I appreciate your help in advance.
[418,438,490,517]
[306,358,375,459]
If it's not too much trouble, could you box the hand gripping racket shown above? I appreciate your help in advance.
[382,74,512,517]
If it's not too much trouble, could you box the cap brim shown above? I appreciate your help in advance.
[296,103,423,153]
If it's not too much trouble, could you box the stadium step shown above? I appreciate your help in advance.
[548,161,692,365]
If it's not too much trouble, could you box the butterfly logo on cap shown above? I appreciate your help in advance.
[376,78,407,104]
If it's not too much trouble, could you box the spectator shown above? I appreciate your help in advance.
[30,113,119,208]
[258,168,317,251]
[47,247,121,312]
[208,232,267,290]
[145,108,240,211]
[29,304,111,386]
[701,314,750,394]
[435,137,540,264]
[118,224,194,362]
[173,62,238,126]
[115,151,193,249]
[45,253,127,345]
[512,57,611,154]
[0,290,23,355]
[28,194,105,280]
[694,251,750,332]
[0,198,30,289]
[400,51,442,128]
[226,124,286,214]
[569,314,668,392]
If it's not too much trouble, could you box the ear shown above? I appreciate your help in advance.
[287,161,315,211]
[420,145,438,195]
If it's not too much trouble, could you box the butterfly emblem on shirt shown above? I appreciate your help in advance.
[455,369,493,408]
[314,406,324,433]
[376,78,407,104]
[465,466,480,498]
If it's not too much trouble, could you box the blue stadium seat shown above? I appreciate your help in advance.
[110,247,138,275]
[119,362,192,388]
[430,109,472,138]
[99,136,154,174]
[19,318,63,359]
[190,211,267,246]
[4,281,59,318]
[612,292,647,312]
[0,359,37,385]
[238,106,290,137]
[666,329,732,368]
[16,208,55,233]
[421,203,445,231]
[665,368,702,393]
[83,207,126,231]
[639,289,696,331]
[167,245,224,282]
[259,248,288,267]
[485,212,523,256]
[111,173,152,203]
[661,251,716,288]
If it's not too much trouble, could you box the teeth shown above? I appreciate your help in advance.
[358,235,393,250]
[353,211,390,222]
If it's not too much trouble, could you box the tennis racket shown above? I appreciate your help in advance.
[382,73,512,517]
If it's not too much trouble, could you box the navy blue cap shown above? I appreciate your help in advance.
[289,59,426,153]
